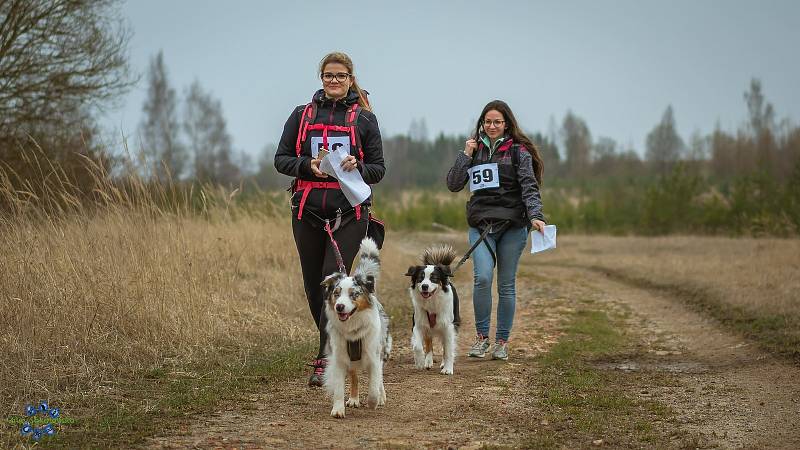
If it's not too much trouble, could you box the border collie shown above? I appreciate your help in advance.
[321,237,392,418]
[405,244,460,375]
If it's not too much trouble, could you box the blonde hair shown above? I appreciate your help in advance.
[319,52,372,112]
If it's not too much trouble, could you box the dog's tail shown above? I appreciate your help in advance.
[422,244,456,267]
[354,237,380,283]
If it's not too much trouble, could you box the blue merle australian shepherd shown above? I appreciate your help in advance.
[321,237,392,418]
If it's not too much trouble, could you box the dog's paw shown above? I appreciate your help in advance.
[367,394,380,409]
[331,406,346,418]
[378,389,386,406]
[346,397,360,408]
[440,365,454,375]
[424,353,434,369]
[414,352,426,369]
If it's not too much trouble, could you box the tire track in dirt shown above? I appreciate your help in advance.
[541,265,800,449]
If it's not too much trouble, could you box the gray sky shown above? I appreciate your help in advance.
[106,0,800,160]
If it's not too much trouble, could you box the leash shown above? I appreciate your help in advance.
[324,218,346,274]
[451,220,509,274]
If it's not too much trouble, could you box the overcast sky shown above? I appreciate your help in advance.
[105,0,800,160]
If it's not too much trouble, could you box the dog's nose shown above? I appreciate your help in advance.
[421,284,428,292]
[335,303,344,312]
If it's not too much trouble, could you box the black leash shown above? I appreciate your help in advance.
[451,220,509,274]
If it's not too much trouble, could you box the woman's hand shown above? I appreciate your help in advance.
[531,219,546,233]
[464,138,477,157]
[310,158,328,178]
[340,154,359,172]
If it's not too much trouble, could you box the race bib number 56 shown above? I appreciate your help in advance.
[309,136,350,158]
[469,163,500,192]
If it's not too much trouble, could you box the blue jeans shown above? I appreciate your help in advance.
[468,225,528,342]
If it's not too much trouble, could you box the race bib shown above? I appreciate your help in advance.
[309,136,351,158]
[469,163,500,192]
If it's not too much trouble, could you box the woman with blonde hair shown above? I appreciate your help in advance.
[274,52,385,386]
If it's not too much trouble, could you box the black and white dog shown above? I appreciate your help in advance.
[405,245,460,375]
[321,237,392,418]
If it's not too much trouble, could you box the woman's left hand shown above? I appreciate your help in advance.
[340,155,359,172]
[531,219,546,233]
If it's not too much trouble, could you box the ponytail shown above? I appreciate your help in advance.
[351,80,372,112]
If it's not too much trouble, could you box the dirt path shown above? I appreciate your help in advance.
[542,265,800,449]
[146,247,800,449]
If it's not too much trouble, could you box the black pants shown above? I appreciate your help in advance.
[292,211,368,360]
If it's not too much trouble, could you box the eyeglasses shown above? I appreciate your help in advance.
[321,72,351,83]
[483,119,505,128]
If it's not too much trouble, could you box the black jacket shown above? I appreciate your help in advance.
[274,89,385,219]
[446,136,545,229]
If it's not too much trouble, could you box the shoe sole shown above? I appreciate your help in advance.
[467,353,486,358]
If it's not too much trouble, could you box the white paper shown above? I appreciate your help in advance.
[531,225,557,254]
[318,147,371,206]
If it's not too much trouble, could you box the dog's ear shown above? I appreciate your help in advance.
[404,266,417,277]
[321,272,342,288]
[438,264,453,278]
[355,274,376,294]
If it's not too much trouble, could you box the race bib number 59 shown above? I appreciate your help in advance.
[469,163,500,192]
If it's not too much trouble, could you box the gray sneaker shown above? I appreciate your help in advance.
[467,335,490,358]
[491,340,509,360]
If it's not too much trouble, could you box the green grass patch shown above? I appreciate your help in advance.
[522,308,685,448]
[3,340,315,449]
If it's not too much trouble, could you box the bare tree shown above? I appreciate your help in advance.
[744,78,777,171]
[183,80,239,184]
[138,51,186,180]
[561,111,592,177]
[408,117,429,142]
[646,105,684,175]
[744,78,775,140]
[0,0,133,137]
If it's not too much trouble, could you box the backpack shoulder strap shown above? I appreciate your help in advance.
[512,144,520,169]
[295,102,318,157]
[345,104,364,160]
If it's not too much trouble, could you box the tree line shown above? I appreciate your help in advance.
[2,1,798,234]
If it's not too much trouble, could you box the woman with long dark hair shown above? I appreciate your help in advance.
[446,100,545,361]
[274,52,384,386]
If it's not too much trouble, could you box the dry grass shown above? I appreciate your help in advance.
[0,210,315,412]
[0,150,315,421]
[0,150,420,446]
[537,235,800,359]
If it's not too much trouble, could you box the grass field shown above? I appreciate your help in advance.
[2,162,798,446]
[536,235,800,361]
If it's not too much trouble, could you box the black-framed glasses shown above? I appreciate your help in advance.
[483,119,505,128]
[321,72,351,83]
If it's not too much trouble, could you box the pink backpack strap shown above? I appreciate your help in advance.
[295,102,317,157]
[345,104,364,161]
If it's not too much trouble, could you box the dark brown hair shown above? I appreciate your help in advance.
[318,52,371,112]
[474,100,543,184]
